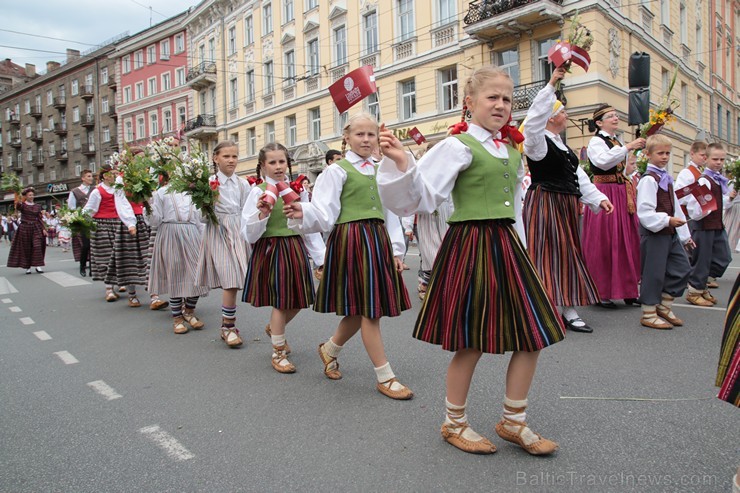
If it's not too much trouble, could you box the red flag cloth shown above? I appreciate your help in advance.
[674,182,717,214]
[328,65,377,114]
[262,181,300,208]
[409,127,426,145]
[547,42,591,71]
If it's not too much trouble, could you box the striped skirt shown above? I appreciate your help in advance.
[523,187,600,306]
[90,218,119,283]
[110,214,151,286]
[417,199,454,279]
[195,213,250,290]
[72,234,83,262]
[6,223,46,269]
[315,220,411,318]
[716,274,740,407]
[414,220,566,354]
[243,235,314,309]
[149,222,209,298]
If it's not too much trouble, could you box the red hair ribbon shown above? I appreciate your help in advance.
[447,121,468,135]
[499,115,525,145]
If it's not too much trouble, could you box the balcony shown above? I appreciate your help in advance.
[34,156,45,167]
[53,97,66,109]
[30,131,43,143]
[9,135,21,148]
[184,114,217,140]
[30,105,42,118]
[56,151,68,162]
[186,61,217,90]
[106,138,119,151]
[512,80,548,111]
[108,105,117,118]
[108,77,117,90]
[53,123,67,135]
[80,115,95,127]
[463,0,564,39]
[8,114,20,126]
[0,144,3,154]
[81,143,96,155]
[80,85,94,99]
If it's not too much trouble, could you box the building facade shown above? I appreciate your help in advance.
[709,0,740,150]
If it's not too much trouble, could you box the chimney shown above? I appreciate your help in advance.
[66,49,80,63]
[46,61,61,72]
[25,63,36,78]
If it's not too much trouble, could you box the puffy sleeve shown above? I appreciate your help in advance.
[240,186,268,244]
[287,164,345,234]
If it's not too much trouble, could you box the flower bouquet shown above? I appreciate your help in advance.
[635,151,650,176]
[637,66,679,140]
[548,12,594,89]
[167,145,220,225]
[1,172,22,202]
[111,148,159,215]
[727,157,740,189]
[145,136,181,181]
[58,205,97,238]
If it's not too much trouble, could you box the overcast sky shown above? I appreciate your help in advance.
[1,0,195,71]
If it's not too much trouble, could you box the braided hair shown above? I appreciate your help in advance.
[257,142,293,181]
[212,140,238,175]
[341,112,378,158]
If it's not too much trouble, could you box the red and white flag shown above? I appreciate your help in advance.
[674,182,717,214]
[408,127,426,145]
[547,42,591,71]
[328,65,377,114]
[262,181,300,208]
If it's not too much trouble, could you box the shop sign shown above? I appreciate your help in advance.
[47,183,69,193]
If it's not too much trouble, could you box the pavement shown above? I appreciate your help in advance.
[0,240,738,493]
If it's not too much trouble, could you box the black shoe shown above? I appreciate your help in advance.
[623,298,641,306]
[597,300,618,309]
[562,315,593,333]
[80,268,87,277]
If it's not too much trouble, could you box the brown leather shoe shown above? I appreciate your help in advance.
[173,316,188,334]
[318,343,341,380]
[641,316,673,330]
[150,298,169,310]
[105,289,117,302]
[707,279,719,289]
[441,423,496,455]
[265,324,290,353]
[701,290,718,304]
[376,378,414,400]
[656,305,683,326]
[182,311,204,330]
[271,345,296,374]
[128,296,141,308]
[686,292,714,306]
[220,328,243,347]
[494,418,559,455]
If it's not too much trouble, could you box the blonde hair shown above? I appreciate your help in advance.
[645,134,672,154]
[212,140,238,173]
[340,112,378,157]
[452,66,514,132]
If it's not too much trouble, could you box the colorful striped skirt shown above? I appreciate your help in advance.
[195,213,250,290]
[110,214,151,287]
[716,274,740,407]
[523,187,600,306]
[72,234,84,262]
[315,219,411,318]
[90,217,119,283]
[413,220,566,354]
[243,235,315,309]
[6,222,46,269]
[148,222,209,298]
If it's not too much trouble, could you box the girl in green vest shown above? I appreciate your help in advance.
[377,66,565,455]
[240,143,325,374]
[283,113,413,400]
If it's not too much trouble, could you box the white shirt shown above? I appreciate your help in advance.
[241,183,326,266]
[376,123,528,245]
[66,184,91,209]
[287,150,406,257]
[213,170,251,216]
[149,185,203,231]
[83,183,137,228]
[523,83,608,213]
[636,174,690,243]
[587,130,629,171]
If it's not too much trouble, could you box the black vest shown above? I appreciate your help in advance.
[588,133,625,177]
[72,186,92,209]
[526,136,581,196]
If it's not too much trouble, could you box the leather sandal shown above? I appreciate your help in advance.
[707,279,719,289]
[318,343,341,380]
[314,266,324,281]
[376,378,414,400]
[105,289,117,302]
[701,290,718,304]
[640,311,673,330]
[417,283,427,301]
[128,296,141,308]
[150,298,169,310]
[271,345,296,374]
[221,328,243,347]
[173,316,188,334]
[686,292,714,306]
[182,311,204,330]
[441,421,496,455]
[494,417,559,455]
[656,305,683,326]
[265,324,290,353]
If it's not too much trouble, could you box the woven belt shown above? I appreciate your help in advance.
[592,174,636,214]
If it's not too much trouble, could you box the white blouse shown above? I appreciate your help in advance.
[636,175,690,243]
[587,130,629,171]
[84,183,137,228]
[149,185,203,230]
[66,184,91,209]
[213,170,251,216]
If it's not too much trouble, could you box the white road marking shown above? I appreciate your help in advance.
[87,380,122,401]
[9,306,21,312]
[2,298,12,303]
[0,277,19,295]
[53,351,79,365]
[33,331,52,341]
[19,317,35,325]
[60,259,75,262]
[42,272,91,287]
[673,303,726,312]
[139,425,194,461]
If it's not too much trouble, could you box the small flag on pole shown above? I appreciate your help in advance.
[328,65,377,114]
[408,127,426,145]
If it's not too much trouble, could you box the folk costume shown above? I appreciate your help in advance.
[415,197,454,298]
[7,200,46,271]
[675,160,704,217]
[67,183,93,274]
[716,273,740,407]
[723,185,740,253]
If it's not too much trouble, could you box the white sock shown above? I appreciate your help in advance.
[323,338,343,358]
[503,397,540,446]
[560,306,585,327]
[271,334,286,347]
[374,362,405,391]
[445,399,484,442]
[688,285,703,294]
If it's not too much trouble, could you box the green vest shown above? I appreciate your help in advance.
[448,133,521,223]
[258,182,297,237]
[335,159,385,224]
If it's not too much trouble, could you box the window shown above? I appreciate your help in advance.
[439,67,458,112]
[696,22,703,59]
[727,109,732,142]
[365,92,380,121]
[103,126,110,143]
[247,127,256,155]
[163,110,172,133]
[135,82,144,100]
[210,88,216,114]
[134,50,143,69]
[122,55,130,73]
[200,90,207,114]
[174,33,185,54]
[73,135,81,150]
[125,121,133,141]
[245,15,254,45]
[85,73,93,89]
[334,26,347,65]
[264,61,274,93]
[229,78,238,109]
[661,69,670,93]
[208,38,215,62]
[263,3,273,34]
[284,50,296,85]
[73,107,80,123]
[246,70,256,101]
[717,104,723,137]
[48,116,54,130]
[46,90,53,106]
[101,96,109,113]
[49,142,55,156]
[400,79,416,120]
[307,39,319,75]
[265,121,275,143]
[307,0,318,10]
[679,2,687,45]
[161,39,170,60]
[150,113,158,136]
[659,0,669,25]
[137,117,145,139]
[124,86,132,104]
[438,0,455,25]
[697,95,703,126]
[147,45,156,64]
[536,38,558,81]
[286,115,297,146]
[334,107,348,134]
[284,0,294,22]
[176,68,185,86]
[178,107,186,126]
[25,124,31,137]
[162,73,171,91]
[100,66,109,84]
[309,107,321,140]
[199,44,206,64]
[363,11,378,55]
[491,48,521,85]
[398,0,414,41]
[680,83,688,117]
[71,80,79,96]
[228,26,237,55]
[24,100,30,114]
[148,77,157,96]
[58,84,65,98]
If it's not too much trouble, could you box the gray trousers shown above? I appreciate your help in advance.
[688,225,732,289]
[638,230,691,305]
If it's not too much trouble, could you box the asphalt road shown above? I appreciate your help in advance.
[0,240,738,493]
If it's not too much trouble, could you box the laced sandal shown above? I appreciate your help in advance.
[318,343,341,380]
[182,311,204,330]
[640,310,673,330]
[314,266,324,281]
[150,299,169,310]
[118,286,127,293]
[220,327,243,347]
[128,296,141,308]
[656,305,683,326]
[686,292,714,306]
[173,316,188,334]
[376,377,414,400]
[271,345,296,374]
[707,279,719,289]
[265,324,290,353]
[440,418,496,455]
[701,290,718,304]
[494,416,559,455]
[105,289,117,302]
[417,283,427,301]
